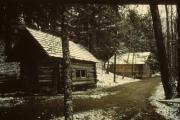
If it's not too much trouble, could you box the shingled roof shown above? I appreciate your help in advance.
[109,52,151,64]
[27,28,98,62]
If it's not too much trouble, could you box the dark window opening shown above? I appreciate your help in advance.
[76,70,87,78]
[81,70,86,77]
[76,70,81,77]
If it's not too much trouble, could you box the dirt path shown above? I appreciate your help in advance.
[0,77,165,120]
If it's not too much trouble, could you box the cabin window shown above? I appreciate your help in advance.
[76,70,87,78]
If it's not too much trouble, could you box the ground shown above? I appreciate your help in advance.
[149,82,180,120]
[0,77,166,120]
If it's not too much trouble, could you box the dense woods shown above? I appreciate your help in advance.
[1,1,180,119]
[7,4,154,61]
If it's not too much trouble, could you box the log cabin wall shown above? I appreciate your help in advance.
[20,61,38,92]
[36,59,60,93]
[109,64,151,78]
[4,27,98,93]
[71,60,97,87]
[0,40,20,92]
[38,63,56,93]
[142,64,151,77]
[35,58,97,93]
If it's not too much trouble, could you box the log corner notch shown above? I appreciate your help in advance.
[149,4,175,99]
[61,5,73,120]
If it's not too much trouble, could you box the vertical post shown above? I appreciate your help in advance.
[176,4,180,97]
[114,53,116,82]
[61,5,73,120]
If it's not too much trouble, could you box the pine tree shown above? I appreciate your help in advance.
[61,5,73,120]
[150,4,175,99]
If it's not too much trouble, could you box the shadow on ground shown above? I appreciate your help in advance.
[0,77,166,120]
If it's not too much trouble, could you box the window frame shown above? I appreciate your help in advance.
[76,69,87,78]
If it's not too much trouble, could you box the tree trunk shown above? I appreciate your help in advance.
[176,4,180,97]
[170,5,177,95]
[132,52,135,79]
[61,5,73,120]
[106,58,109,74]
[114,53,116,82]
[165,5,170,59]
[165,5,176,96]
[149,4,174,99]
[0,2,5,43]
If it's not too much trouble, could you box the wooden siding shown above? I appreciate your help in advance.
[35,60,96,92]
[71,61,96,85]
[109,64,151,78]
[37,62,59,93]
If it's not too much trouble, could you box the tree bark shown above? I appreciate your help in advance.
[176,4,180,97]
[61,5,73,120]
[165,5,170,59]
[165,5,176,96]
[170,5,177,95]
[149,4,174,99]
[132,52,135,79]
[106,58,109,74]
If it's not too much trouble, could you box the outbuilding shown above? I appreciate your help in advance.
[108,52,152,78]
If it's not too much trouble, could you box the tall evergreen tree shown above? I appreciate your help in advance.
[61,5,73,120]
[150,4,175,99]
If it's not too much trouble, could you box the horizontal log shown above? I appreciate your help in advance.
[38,74,54,78]
[72,77,95,81]
[38,77,54,81]
[38,69,54,74]
[38,67,54,70]
[71,65,94,69]
[72,80,95,85]
[71,69,95,73]
[38,66,55,70]
[38,79,52,83]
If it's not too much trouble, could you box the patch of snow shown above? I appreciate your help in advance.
[152,72,161,77]
[0,97,24,108]
[73,90,116,99]
[51,108,117,120]
[149,83,180,120]
[96,67,140,88]
[74,92,108,99]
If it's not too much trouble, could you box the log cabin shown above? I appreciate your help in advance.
[108,52,152,78]
[6,27,99,93]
